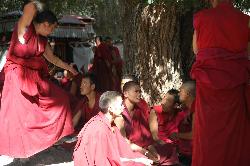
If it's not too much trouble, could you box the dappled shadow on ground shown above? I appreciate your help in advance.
[5,146,73,166]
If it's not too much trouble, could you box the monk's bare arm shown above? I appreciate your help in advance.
[114,116,147,153]
[114,116,127,138]
[43,44,78,75]
[149,110,159,141]
[193,30,198,55]
[18,2,37,44]
[73,110,82,127]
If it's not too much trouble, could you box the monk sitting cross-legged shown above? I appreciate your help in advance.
[115,81,180,165]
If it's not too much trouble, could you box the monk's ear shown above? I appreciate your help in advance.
[123,91,129,98]
[91,84,95,91]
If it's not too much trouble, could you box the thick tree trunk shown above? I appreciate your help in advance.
[120,2,195,104]
[135,4,183,104]
[119,0,143,74]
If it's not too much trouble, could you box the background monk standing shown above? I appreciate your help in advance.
[73,91,153,166]
[0,1,78,158]
[115,81,180,165]
[191,0,250,165]
[91,36,117,92]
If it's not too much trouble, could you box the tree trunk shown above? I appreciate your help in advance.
[120,2,195,104]
[119,0,142,74]
[135,3,183,104]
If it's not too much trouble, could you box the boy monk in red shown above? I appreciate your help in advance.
[73,91,153,166]
[191,0,250,165]
[73,73,101,128]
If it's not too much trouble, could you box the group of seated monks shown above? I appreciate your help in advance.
[51,69,196,166]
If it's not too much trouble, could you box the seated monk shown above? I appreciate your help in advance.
[169,81,196,166]
[74,91,153,166]
[73,73,101,130]
[150,89,185,144]
[115,81,179,165]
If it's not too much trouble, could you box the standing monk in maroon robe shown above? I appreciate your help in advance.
[0,1,78,158]
[115,81,180,165]
[92,36,116,92]
[73,91,153,166]
[191,0,250,165]
[106,36,123,92]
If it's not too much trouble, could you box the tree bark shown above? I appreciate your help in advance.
[135,3,183,104]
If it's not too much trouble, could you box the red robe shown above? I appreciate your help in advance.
[73,112,146,166]
[191,2,250,166]
[75,93,101,125]
[92,43,116,92]
[122,100,179,165]
[153,105,186,143]
[177,102,195,157]
[0,24,74,158]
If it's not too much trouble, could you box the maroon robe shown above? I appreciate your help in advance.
[153,105,186,144]
[0,24,74,158]
[191,2,250,165]
[122,101,179,165]
[92,43,115,92]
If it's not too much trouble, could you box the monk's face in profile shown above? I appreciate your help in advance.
[80,78,95,95]
[37,22,57,37]
[161,93,175,112]
[124,85,141,104]
[109,96,124,116]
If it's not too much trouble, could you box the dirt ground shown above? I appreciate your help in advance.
[3,145,74,166]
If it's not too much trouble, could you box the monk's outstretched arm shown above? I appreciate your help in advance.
[18,2,37,44]
[43,43,78,75]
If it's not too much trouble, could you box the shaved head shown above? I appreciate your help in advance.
[181,81,196,98]
[123,81,140,93]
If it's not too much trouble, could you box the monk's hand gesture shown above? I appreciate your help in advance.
[67,65,78,76]
[147,145,160,162]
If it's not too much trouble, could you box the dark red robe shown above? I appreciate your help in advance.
[191,2,250,165]
[92,43,116,92]
[153,105,186,144]
[122,100,179,165]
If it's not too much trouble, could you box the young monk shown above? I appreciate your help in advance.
[149,89,186,165]
[73,91,153,166]
[191,0,250,165]
[73,73,101,128]
[169,81,195,166]
[115,81,180,165]
[149,89,184,144]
